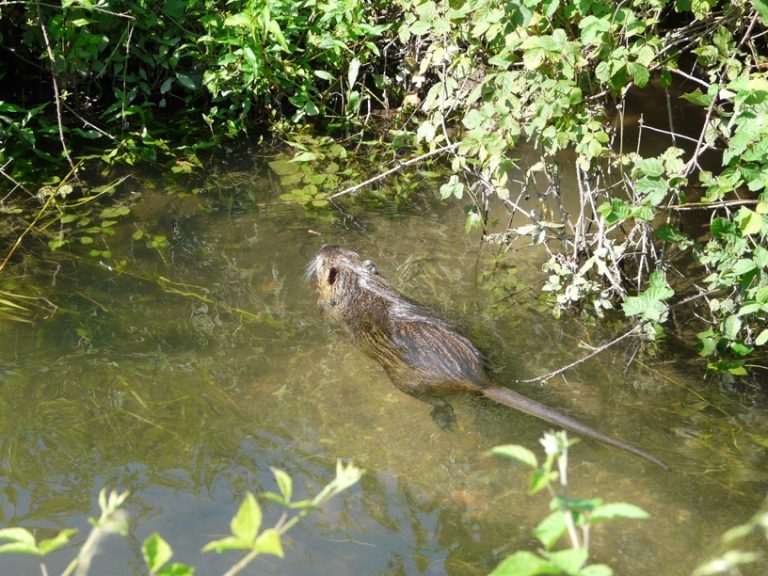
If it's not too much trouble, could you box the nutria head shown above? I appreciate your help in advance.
[305,245,393,324]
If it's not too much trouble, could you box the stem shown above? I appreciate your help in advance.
[518,326,640,384]
[36,0,76,173]
[325,143,460,200]
[221,549,259,576]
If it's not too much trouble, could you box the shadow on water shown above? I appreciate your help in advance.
[1,157,767,575]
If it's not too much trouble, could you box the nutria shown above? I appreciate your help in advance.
[306,244,668,470]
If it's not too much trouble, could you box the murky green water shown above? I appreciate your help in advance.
[1,157,767,575]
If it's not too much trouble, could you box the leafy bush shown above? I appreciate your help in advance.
[0,461,362,576]
[392,0,768,373]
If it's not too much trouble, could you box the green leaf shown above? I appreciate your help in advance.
[681,88,712,106]
[157,563,195,576]
[0,528,36,546]
[490,551,560,576]
[0,542,40,556]
[753,0,768,24]
[579,15,611,45]
[231,493,261,546]
[100,206,130,219]
[590,503,649,522]
[627,62,649,87]
[143,533,173,574]
[38,529,77,556]
[347,58,361,88]
[729,341,753,356]
[289,152,318,163]
[529,469,557,495]
[579,565,613,576]
[271,468,293,503]
[756,329,768,346]
[545,548,588,573]
[253,528,284,557]
[731,259,757,276]
[723,315,742,340]
[488,444,538,468]
[533,511,567,550]
[176,73,196,91]
[201,536,248,553]
[736,207,764,236]
[224,13,251,28]
[439,175,464,200]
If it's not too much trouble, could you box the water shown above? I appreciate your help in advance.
[1,158,767,575]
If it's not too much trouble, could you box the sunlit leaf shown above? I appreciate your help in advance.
[143,532,173,573]
[490,551,559,575]
[253,528,284,557]
[590,503,649,522]
[230,493,261,546]
[488,445,538,469]
[533,511,567,550]
[38,529,77,556]
[545,548,588,573]
[201,536,248,553]
[271,468,293,503]
[0,528,35,546]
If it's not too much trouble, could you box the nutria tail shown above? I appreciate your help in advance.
[482,386,670,470]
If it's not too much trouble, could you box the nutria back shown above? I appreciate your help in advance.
[306,244,487,397]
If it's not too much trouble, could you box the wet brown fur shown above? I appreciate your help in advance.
[307,245,668,470]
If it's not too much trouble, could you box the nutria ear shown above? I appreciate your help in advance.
[363,260,378,275]
[327,267,338,286]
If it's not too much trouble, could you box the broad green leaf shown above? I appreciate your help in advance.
[100,206,130,219]
[488,444,538,469]
[157,563,195,576]
[579,15,611,45]
[0,542,40,556]
[723,315,742,340]
[590,503,649,522]
[289,152,318,163]
[176,73,196,91]
[756,329,768,346]
[267,20,289,51]
[754,0,768,24]
[253,528,284,557]
[417,120,436,143]
[224,13,251,28]
[533,511,567,550]
[439,175,464,200]
[347,58,361,88]
[38,529,77,556]
[271,467,293,503]
[201,536,248,553]
[230,493,261,545]
[0,528,35,546]
[529,469,557,495]
[490,551,561,575]
[732,259,757,276]
[143,533,173,574]
[545,548,588,573]
[580,565,613,576]
[736,207,764,236]
[730,341,752,356]
[681,89,712,107]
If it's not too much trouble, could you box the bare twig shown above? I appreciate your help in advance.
[36,0,76,174]
[518,326,641,384]
[325,142,460,200]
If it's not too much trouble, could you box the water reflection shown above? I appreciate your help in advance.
[0,167,766,575]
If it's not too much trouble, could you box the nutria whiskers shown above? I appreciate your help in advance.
[307,244,668,470]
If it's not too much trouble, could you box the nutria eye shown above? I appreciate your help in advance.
[327,267,338,286]
[363,260,378,275]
